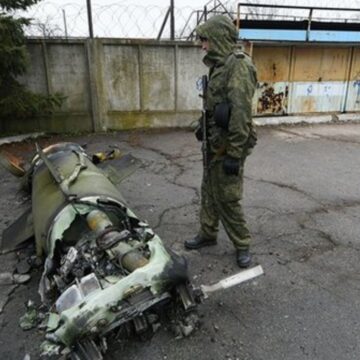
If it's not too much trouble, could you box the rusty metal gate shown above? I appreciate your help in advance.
[252,45,360,116]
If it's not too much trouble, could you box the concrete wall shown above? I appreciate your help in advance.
[3,39,360,133]
[2,39,206,133]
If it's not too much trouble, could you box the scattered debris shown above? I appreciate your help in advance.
[0,272,31,285]
[16,258,32,274]
[19,300,40,330]
[40,340,61,358]
[92,147,122,164]
[0,132,45,146]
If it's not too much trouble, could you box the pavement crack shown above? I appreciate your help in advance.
[153,202,195,230]
[246,176,325,208]
[277,127,360,145]
[312,132,360,145]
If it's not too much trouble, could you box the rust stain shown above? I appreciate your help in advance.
[293,47,349,82]
[252,46,290,82]
[257,83,288,114]
[301,97,316,113]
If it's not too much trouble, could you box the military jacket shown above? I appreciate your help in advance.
[196,15,258,160]
[206,50,257,159]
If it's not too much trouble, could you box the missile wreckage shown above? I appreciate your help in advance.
[0,141,263,359]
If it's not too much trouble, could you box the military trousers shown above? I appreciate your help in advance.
[199,157,251,250]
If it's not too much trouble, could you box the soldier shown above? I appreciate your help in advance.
[184,15,258,268]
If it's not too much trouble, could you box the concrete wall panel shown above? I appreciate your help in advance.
[177,46,206,111]
[48,44,90,112]
[102,45,140,111]
[19,44,47,94]
[141,46,175,111]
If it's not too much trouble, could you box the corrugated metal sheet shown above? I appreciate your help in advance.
[252,47,290,115]
[252,45,360,115]
[289,81,346,113]
[291,47,349,82]
[345,48,360,111]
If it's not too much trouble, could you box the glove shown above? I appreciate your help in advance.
[223,156,240,175]
[194,124,203,141]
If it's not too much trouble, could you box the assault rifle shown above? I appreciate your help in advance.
[201,74,209,172]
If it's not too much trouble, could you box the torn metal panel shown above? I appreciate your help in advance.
[99,153,142,185]
[1,207,34,254]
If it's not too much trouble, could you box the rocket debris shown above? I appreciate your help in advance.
[0,142,264,359]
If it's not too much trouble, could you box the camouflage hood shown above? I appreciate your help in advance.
[196,15,238,67]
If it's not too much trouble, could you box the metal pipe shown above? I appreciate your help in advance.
[62,9,68,39]
[86,0,94,38]
[342,47,355,113]
[236,3,360,12]
[236,3,240,31]
[157,7,171,40]
[87,210,149,272]
[170,0,175,40]
[306,8,313,42]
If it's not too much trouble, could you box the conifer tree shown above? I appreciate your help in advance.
[0,0,63,121]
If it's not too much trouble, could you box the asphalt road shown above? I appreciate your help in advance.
[0,123,359,360]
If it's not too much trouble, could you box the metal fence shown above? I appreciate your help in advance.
[20,2,200,39]
[15,0,360,40]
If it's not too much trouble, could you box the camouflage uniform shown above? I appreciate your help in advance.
[196,16,257,251]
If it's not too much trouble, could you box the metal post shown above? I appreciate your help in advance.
[174,45,178,111]
[138,45,144,111]
[157,7,171,40]
[204,6,207,21]
[306,8,313,42]
[85,40,99,132]
[41,40,52,96]
[62,9,68,39]
[236,3,240,31]
[342,47,355,113]
[86,0,94,38]
[170,0,175,40]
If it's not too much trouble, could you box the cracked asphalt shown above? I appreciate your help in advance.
[0,123,360,359]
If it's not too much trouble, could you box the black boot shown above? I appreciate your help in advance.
[236,249,252,268]
[184,235,217,250]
